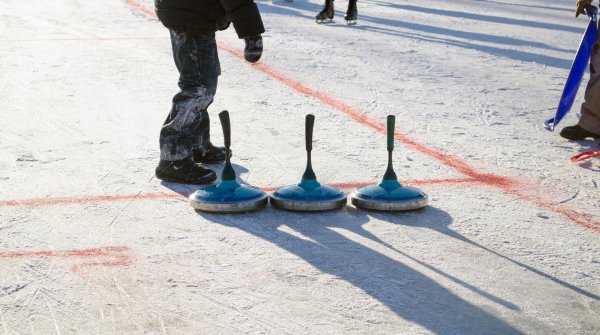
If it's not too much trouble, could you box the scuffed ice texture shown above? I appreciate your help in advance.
[0,0,599,334]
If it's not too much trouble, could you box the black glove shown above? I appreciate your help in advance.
[244,35,263,63]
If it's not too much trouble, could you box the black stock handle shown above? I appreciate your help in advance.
[302,114,317,180]
[218,110,235,180]
[219,110,231,148]
[387,115,395,151]
[305,114,315,152]
[383,115,398,180]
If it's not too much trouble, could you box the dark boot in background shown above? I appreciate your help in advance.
[560,125,600,140]
[345,0,357,24]
[316,0,334,23]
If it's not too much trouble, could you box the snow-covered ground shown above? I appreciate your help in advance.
[0,0,598,333]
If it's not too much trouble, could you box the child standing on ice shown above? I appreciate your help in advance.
[560,0,600,140]
[154,0,264,184]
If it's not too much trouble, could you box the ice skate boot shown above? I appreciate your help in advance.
[316,0,334,23]
[344,0,357,24]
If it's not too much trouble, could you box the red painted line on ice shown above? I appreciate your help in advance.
[0,178,474,207]
[89,1,600,232]
[0,246,132,273]
[250,75,600,228]
[219,43,517,189]
[126,0,157,18]
[533,200,598,231]
[0,193,183,207]
[123,0,514,186]
[331,178,479,189]
[0,37,166,43]
[122,0,489,182]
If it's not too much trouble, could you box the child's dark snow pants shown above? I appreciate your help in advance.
[159,30,221,161]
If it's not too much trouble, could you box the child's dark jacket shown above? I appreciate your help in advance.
[155,0,264,38]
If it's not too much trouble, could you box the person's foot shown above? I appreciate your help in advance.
[155,157,216,185]
[193,143,231,164]
[559,125,600,140]
[345,0,357,22]
[316,0,334,22]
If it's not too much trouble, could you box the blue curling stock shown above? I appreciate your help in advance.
[272,178,345,202]
[353,179,425,202]
[545,7,598,131]
[193,180,266,203]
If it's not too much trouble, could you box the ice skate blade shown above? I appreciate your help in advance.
[345,19,357,25]
[190,194,268,213]
[270,195,347,212]
[316,18,334,24]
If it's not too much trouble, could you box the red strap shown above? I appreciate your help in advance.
[571,150,600,162]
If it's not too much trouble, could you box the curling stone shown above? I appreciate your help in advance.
[270,114,347,211]
[350,115,428,211]
[190,110,268,213]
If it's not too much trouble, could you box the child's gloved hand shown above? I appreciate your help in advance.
[576,0,593,17]
[244,35,263,63]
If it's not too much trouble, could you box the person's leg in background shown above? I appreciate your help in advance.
[561,29,600,140]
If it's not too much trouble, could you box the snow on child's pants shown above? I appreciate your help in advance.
[160,30,221,161]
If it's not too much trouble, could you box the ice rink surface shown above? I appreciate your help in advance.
[0,0,599,334]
